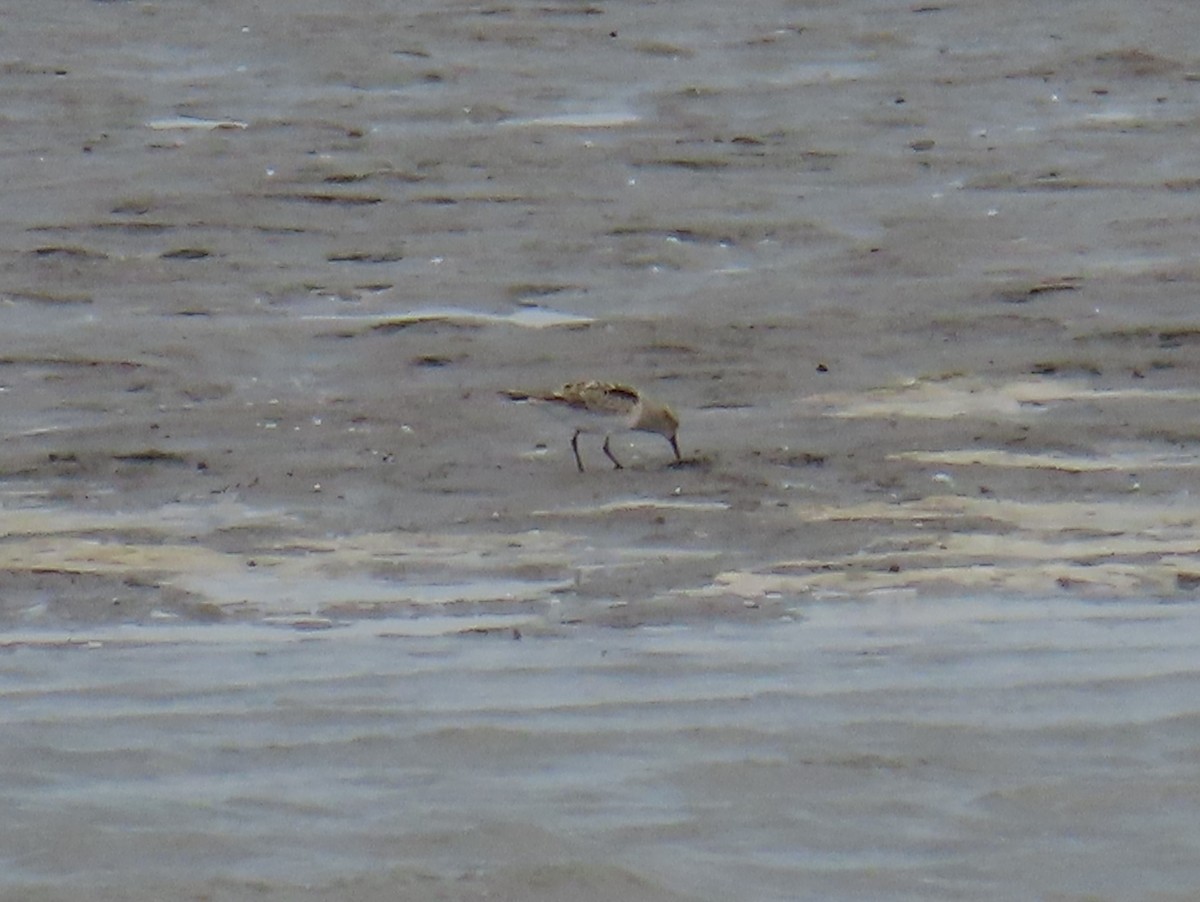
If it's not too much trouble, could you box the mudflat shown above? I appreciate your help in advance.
[4,1,1200,898]
[5,2,1200,627]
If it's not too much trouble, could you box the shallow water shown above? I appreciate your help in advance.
[4,596,1200,901]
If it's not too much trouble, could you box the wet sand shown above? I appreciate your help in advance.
[4,0,1200,897]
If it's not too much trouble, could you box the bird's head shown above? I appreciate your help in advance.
[634,400,681,460]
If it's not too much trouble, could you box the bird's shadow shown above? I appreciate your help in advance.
[667,453,713,471]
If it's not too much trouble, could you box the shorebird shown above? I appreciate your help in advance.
[502,380,681,472]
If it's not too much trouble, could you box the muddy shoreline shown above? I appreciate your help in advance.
[7,2,1200,629]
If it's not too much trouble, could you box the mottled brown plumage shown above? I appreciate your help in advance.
[502,380,681,472]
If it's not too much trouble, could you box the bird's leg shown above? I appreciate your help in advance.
[570,429,585,473]
[602,435,624,470]
[667,434,681,462]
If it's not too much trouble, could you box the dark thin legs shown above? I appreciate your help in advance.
[570,429,585,473]
[602,435,624,470]
[571,431,627,472]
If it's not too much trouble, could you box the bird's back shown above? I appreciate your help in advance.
[553,381,641,417]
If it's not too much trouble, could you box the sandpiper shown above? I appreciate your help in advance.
[502,380,681,472]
